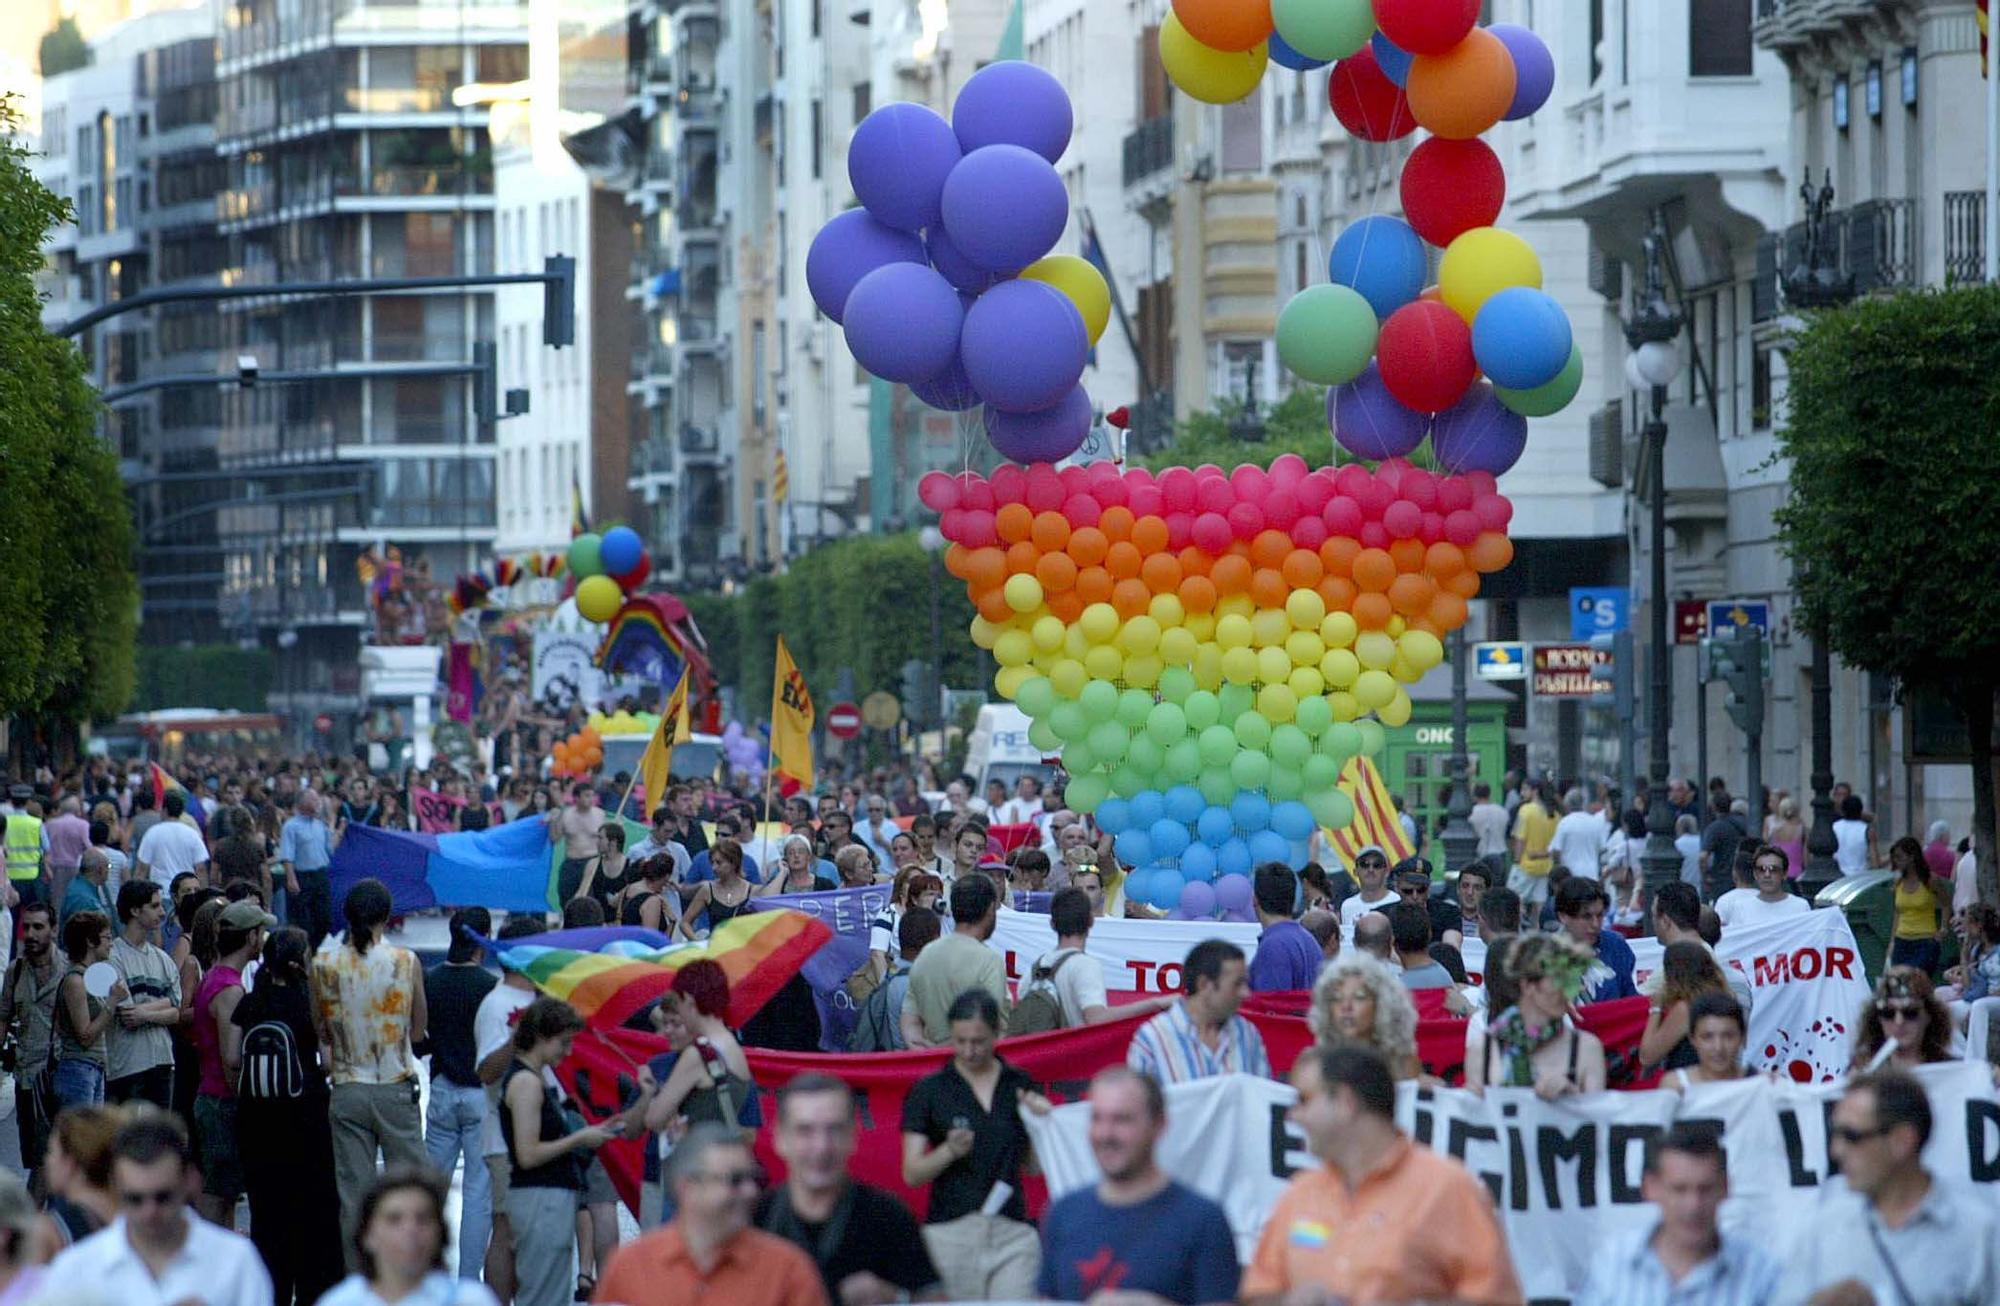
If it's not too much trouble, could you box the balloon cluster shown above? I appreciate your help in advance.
[569,525,651,625]
[587,709,656,735]
[922,453,1515,916]
[447,552,568,617]
[551,725,603,779]
[806,62,1110,464]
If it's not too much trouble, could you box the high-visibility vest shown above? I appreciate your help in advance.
[4,814,42,882]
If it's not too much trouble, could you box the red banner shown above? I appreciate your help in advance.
[558,994,1654,1216]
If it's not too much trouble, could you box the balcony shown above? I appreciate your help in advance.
[1122,115,1172,190]
[629,434,676,481]
[1753,197,1920,322]
[335,165,493,199]
[643,147,674,191]
[679,422,720,463]
[1752,0,1876,52]
[1945,192,1984,286]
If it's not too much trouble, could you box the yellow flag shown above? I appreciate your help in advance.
[638,672,690,814]
[771,636,815,787]
[1324,755,1416,870]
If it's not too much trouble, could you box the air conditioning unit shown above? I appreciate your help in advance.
[1587,400,1625,489]
[1587,239,1623,300]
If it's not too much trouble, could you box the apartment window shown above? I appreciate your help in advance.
[810,99,822,179]
[1901,48,1918,108]
[1751,345,1772,430]
[1690,0,1752,76]
[1865,61,1882,119]
[851,82,870,124]
[1833,78,1850,131]
[1294,242,1307,294]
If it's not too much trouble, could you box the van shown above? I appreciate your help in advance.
[963,704,1053,797]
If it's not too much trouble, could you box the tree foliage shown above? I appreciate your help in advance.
[1774,285,2000,897]
[133,646,272,713]
[1138,385,1333,472]
[0,98,139,723]
[38,20,89,77]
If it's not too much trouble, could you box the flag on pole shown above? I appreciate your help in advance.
[771,636,815,788]
[570,468,592,538]
[638,672,691,814]
[1982,0,1991,78]
[149,764,207,830]
[772,447,790,504]
[1322,756,1416,870]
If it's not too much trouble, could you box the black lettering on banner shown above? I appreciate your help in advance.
[1968,1100,2000,1183]
[1778,1106,1822,1185]
[1501,1101,1531,1212]
[1537,1124,1599,1210]
[1607,1124,1659,1203]
[1269,1103,1309,1180]
[1446,1118,1505,1207]
[1412,1089,1436,1148]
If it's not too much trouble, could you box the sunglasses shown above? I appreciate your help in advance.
[1357,858,1387,870]
[1879,1003,1926,1022]
[1755,861,1788,875]
[120,1186,182,1209]
[1831,1124,1891,1145]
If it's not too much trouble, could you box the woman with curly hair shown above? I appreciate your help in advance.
[1852,966,1956,1071]
[1464,933,1607,1097]
[1307,954,1423,1081]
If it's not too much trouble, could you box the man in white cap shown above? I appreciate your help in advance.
[1338,846,1400,941]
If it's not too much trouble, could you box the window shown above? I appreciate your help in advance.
[1833,78,1849,131]
[1751,345,1772,430]
[1865,61,1882,118]
[1901,48,1918,108]
[851,82,870,124]
[810,98,822,179]
[1689,0,1752,77]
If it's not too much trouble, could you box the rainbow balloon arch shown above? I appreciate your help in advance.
[807,1,1578,921]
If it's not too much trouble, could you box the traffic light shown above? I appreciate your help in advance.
[901,658,936,725]
[542,254,576,347]
[1588,630,1633,721]
[472,341,498,425]
[1707,623,1767,737]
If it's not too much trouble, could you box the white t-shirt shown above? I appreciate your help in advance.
[1339,890,1400,939]
[1717,891,1810,928]
[137,820,208,887]
[1833,819,1870,874]
[1957,850,1981,914]
[476,983,536,1158]
[1470,803,1510,857]
[1675,834,1703,887]
[1029,946,1107,1026]
[1549,811,1609,876]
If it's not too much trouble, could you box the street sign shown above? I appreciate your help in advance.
[1473,641,1528,681]
[1532,643,1613,698]
[1570,587,1630,641]
[1707,600,1770,635]
[861,691,902,730]
[1674,600,1709,645]
[826,701,863,740]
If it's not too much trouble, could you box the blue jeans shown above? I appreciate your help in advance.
[425,1079,490,1280]
[51,1058,105,1110]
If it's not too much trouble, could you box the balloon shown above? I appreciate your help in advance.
[1065,773,1109,814]
[1160,15,1269,103]
[1376,301,1477,414]
[939,145,1069,274]
[842,263,965,384]
[1430,384,1529,477]
[1129,790,1166,828]
[1230,791,1272,832]
[1169,0,1272,54]
[598,525,643,575]
[1150,818,1191,860]
[1114,827,1153,869]
[984,388,1093,463]
[1494,342,1585,417]
[1147,870,1187,911]
[1372,0,1478,55]
[911,356,982,411]
[1275,284,1378,386]
[1271,800,1315,840]
[1180,879,1218,916]
[1399,137,1505,249]
[1472,286,1573,391]
[1407,28,1516,140]
[847,102,961,232]
[1329,364,1429,461]
[1490,23,1556,120]
[567,532,604,578]
[1096,795,1132,835]
[951,60,1074,164]
[805,209,926,322]
[1369,30,1414,85]
[1214,872,1254,913]
[1327,46,1415,141]
[1266,31,1330,71]
[1326,215,1424,324]
[960,281,1089,412]
[1439,227,1543,324]
[1248,829,1291,866]
[1020,255,1111,345]
[575,574,622,623]
[924,226,1004,294]
[1270,0,1374,63]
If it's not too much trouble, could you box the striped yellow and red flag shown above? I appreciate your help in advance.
[1984,0,1992,77]
[1322,755,1415,870]
[772,447,790,504]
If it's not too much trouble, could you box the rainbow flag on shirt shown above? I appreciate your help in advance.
[149,764,207,829]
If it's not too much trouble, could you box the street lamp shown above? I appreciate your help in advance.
[1438,624,1478,876]
[919,524,946,733]
[1624,214,1685,926]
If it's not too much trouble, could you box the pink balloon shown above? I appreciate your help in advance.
[1323,497,1364,536]
[1128,483,1164,518]
[1264,488,1301,530]
[1420,512,1446,544]
[1383,500,1422,539]
[939,507,967,541]
[1229,464,1270,501]
[960,509,1000,547]
[1464,470,1500,496]
[919,470,960,512]
[1333,463,1371,498]
[1402,471,1439,512]
[1192,513,1233,553]
[1444,509,1482,546]
[1475,493,1514,531]
[1196,476,1234,515]
[1292,515,1329,550]
[1159,467,1198,513]
[1359,521,1390,549]
[1295,470,1334,516]
[1356,478,1397,521]
[1058,464,1089,493]
[1088,463,1129,507]
[990,464,1027,504]
[1165,512,1194,549]
[1023,464,1064,511]
[1269,452,1309,487]
[1437,476,1475,513]
[958,473,993,511]
[1226,502,1265,540]
[1062,493,1103,527]
[1123,466,1157,491]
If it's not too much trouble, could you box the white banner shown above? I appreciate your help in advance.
[988,907,1261,996]
[1026,1064,2000,1302]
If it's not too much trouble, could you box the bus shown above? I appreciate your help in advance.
[88,710,287,767]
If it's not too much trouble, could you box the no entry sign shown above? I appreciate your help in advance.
[826,701,862,739]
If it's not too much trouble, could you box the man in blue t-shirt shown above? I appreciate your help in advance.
[1038,1067,1241,1305]
[1555,874,1638,1004]
[682,809,762,886]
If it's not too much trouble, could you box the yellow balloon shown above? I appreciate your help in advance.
[1215,613,1254,650]
[995,665,1034,699]
[1439,226,1543,324]
[1050,658,1088,697]
[1330,691,1361,722]
[1285,588,1327,631]
[1192,643,1226,690]
[1160,14,1269,104]
[1256,646,1293,685]
[1377,688,1413,728]
[1063,623,1093,660]
[1286,631,1326,668]
[1216,592,1255,621]
[1020,255,1112,347]
[1031,615,1066,652]
[576,575,623,623]
[1320,647,1361,688]
[1118,615,1163,655]
[1250,609,1291,648]
[1125,654,1164,689]
[1003,573,1045,614]
[1355,630,1397,672]
[1084,645,1125,680]
[1386,615,1407,638]
[1080,602,1121,644]
[994,629,1033,667]
[1320,611,1359,650]
[1258,683,1298,723]
[1354,669,1397,710]
[1221,646,1259,685]
[1288,667,1325,700]
[1399,629,1445,671]
[1148,593,1187,629]
[1388,655,1418,683]
[1184,612,1217,643]
[1159,626,1200,666]
[969,615,1003,649]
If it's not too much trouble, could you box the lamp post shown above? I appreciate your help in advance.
[1439,623,1478,876]
[1624,214,1685,926]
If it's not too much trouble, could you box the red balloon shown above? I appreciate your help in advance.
[1158,466,1199,512]
[1437,475,1475,513]
[1322,497,1364,536]
[1355,478,1397,521]
[1062,493,1103,527]
[1400,137,1506,248]
[918,470,959,512]
[1373,0,1480,56]
[1328,48,1416,142]
[1377,301,1478,414]
[614,551,651,591]
[1226,502,1265,540]
[1444,509,1482,546]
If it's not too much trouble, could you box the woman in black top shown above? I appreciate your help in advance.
[502,998,616,1306]
[617,855,677,933]
[900,989,1051,1302]
[680,838,755,939]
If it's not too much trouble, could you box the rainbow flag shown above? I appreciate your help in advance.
[489,913,832,1029]
[1323,755,1415,870]
[149,764,207,829]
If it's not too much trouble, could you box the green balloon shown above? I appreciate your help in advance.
[1157,667,1196,705]
[1356,719,1387,757]
[1087,721,1129,765]
[1270,0,1375,61]
[1079,679,1119,723]
[1230,750,1272,792]
[1126,734,1166,778]
[1301,753,1340,791]
[1111,765,1148,799]
[1268,766,1304,802]
[1050,701,1088,743]
[1065,772,1109,814]
[1199,771,1237,808]
[1307,788,1356,830]
[1116,688,1154,731]
[1495,342,1585,417]
[1217,682,1255,723]
[1146,701,1189,746]
[567,532,605,578]
[1293,694,1333,739]
[1062,741,1097,774]
[1198,724,1239,768]
[1233,711,1273,753]
[1270,723,1312,769]
[1027,718,1060,753]
[1164,739,1204,783]
[1276,285,1379,387]
[1016,676,1055,720]
[1184,690,1222,732]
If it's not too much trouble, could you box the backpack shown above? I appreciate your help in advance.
[238,1018,306,1100]
[848,966,909,1053]
[1005,950,1080,1036]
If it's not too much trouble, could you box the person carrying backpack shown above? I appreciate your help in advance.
[231,925,344,1304]
[1009,889,1175,1036]
[852,908,942,1052]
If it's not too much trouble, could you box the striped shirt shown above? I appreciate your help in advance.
[1126,999,1270,1085]
[1578,1221,1782,1306]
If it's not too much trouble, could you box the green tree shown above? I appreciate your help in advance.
[1138,385,1333,472]
[38,19,89,76]
[1774,286,2000,902]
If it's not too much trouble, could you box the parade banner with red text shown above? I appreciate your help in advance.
[408,784,502,834]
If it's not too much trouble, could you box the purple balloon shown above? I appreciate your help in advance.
[983,386,1092,463]
[912,355,980,411]
[959,280,1087,412]
[925,227,1005,294]
[842,263,964,384]
[939,145,1068,274]
[1430,383,1529,477]
[951,59,1073,164]
[1330,364,1429,461]
[805,209,926,323]
[1490,24,1556,121]
[849,102,963,232]
[1213,872,1254,914]
[1179,879,1218,917]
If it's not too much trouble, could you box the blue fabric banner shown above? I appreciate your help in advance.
[331,818,554,916]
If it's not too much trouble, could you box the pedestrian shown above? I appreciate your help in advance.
[1388,902,1457,991]
[474,917,544,1299]
[758,835,838,895]
[1038,1066,1241,1304]
[3,901,62,1178]
[867,869,942,983]
[1715,841,1812,929]
[39,1114,273,1306]
[419,906,498,1281]
[633,995,763,1228]
[1549,788,1608,880]
[1833,793,1879,875]
[547,785,607,906]
[901,873,1009,1048]
[104,880,180,1109]
[1638,942,1734,1073]
[60,848,114,930]
[1249,862,1324,992]
[1127,939,1271,1084]
[678,838,756,940]
[1851,967,1956,1071]
[900,989,1048,1301]
[1456,860,1493,942]
[1507,781,1560,912]
[320,1167,504,1306]
[501,998,614,1306]
[1353,911,1394,963]
[1307,952,1423,1081]
[574,823,629,918]
[1768,797,1807,881]
[1554,875,1638,1002]
[1701,799,1752,899]
[680,808,757,885]
[2,801,43,908]
[311,878,428,1252]
[1337,846,1400,939]
[1886,836,1947,975]
[134,791,208,894]
[191,897,269,1224]
[1661,993,1754,1091]
[1245,1044,1522,1304]
[1464,933,1607,1097]
[35,1104,120,1258]
[641,960,754,1140]
[594,1122,827,1306]
[1578,1122,1782,1304]
[853,796,902,868]
[52,910,125,1110]
[756,1073,940,1302]
[614,854,679,934]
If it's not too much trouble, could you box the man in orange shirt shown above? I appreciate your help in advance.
[594,1122,828,1306]
[1242,1045,1523,1306]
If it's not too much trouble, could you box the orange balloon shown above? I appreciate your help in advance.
[1140,552,1183,593]
[1036,551,1079,593]
[1319,536,1361,579]
[1211,553,1253,596]
[1419,284,1444,303]
[1170,0,1273,53]
[1249,567,1289,610]
[976,587,1015,623]
[1112,578,1153,618]
[1227,539,1252,559]
[1075,566,1115,605]
[1104,540,1144,581]
[1388,538,1427,573]
[1316,575,1359,613]
[996,501,1034,544]
[1352,591,1394,630]
[1409,616,1444,637]
[1281,548,1325,590]
[1099,505,1136,542]
[1067,526,1109,568]
[1250,529,1291,569]
[964,547,1007,590]
[1428,591,1470,630]
[1445,570,1482,599]
[944,543,973,579]
[1407,29,1516,140]
[1352,548,1398,593]
[1030,510,1071,553]
[1179,574,1219,614]
[1387,573,1437,616]
[1177,546,1214,578]
[1424,541,1466,578]
[1005,540,1041,575]
[1467,531,1515,573]
[1047,590,1085,623]
[1131,515,1170,555]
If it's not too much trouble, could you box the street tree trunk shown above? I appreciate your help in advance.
[1964,679,1998,907]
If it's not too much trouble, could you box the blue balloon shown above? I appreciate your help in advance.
[939,144,1068,273]
[984,388,1092,465]
[1270,800,1316,841]
[912,355,981,412]
[1197,806,1235,848]
[598,525,643,575]
[848,102,962,232]
[1180,843,1218,883]
[959,280,1088,413]
[1472,287,1574,390]
[925,226,1005,294]
[1150,818,1192,861]
[1146,868,1187,910]
[1330,364,1430,462]
[1268,31,1330,71]
[1248,829,1292,867]
[1216,837,1253,878]
[1371,32,1415,86]
[843,263,964,384]
[1114,827,1153,867]
[1164,785,1206,825]
[1490,24,1555,120]
[1229,792,1272,834]
[951,60,1074,164]
[1431,384,1530,478]
[1128,791,1166,829]
[1095,796,1131,836]
[1124,868,1155,906]
[1327,215,1426,322]
[805,209,926,322]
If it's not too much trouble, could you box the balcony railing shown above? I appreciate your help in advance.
[1753,197,1919,321]
[335,165,492,198]
[630,435,676,479]
[1122,115,1172,190]
[1945,192,1984,286]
